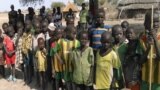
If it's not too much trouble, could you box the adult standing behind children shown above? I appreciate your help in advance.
[8,5,17,30]
[79,3,88,31]
[54,7,63,27]
[141,11,160,90]
[17,9,24,26]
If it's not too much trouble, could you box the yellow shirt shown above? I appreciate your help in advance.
[141,31,160,84]
[35,49,47,72]
[95,50,120,89]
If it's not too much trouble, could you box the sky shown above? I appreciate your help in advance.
[0,0,71,12]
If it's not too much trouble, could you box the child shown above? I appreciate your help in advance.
[71,31,94,90]
[0,37,5,78]
[3,25,16,82]
[15,22,24,70]
[35,37,47,90]
[22,20,33,84]
[90,8,112,54]
[50,28,64,90]
[124,27,148,90]
[95,31,120,90]
[32,21,45,87]
[2,23,9,36]
[121,21,129,36]
[59,26,80,90]
[112,25,128,89]
[141,11,160,90]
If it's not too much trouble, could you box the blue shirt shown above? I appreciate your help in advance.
[90,25,112,50]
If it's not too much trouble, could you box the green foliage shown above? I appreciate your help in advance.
[74,0,85,6]
[51,2,65,8]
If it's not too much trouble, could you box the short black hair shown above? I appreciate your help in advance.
[64,26,76,33]
[112,24,123,36]
[78,31,89,40]
[2,23,8,27]
[121,21,129,28]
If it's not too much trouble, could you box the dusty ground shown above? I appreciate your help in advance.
[0,12,145,90]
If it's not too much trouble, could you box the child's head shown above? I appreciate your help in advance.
[38,37,45,50]
[17,21,24,30]
[42,20,49,33]
[18,9,21,14]
[8,25,15,38]
[65,26,76,40]
[144,11,160,31]
[33,21,41,34]
[54,28,62,40]
[2,23,9,34]
[112,25,124,43]
[121,21,129,33]
[25,20,32,32]
[101,31,113,49]
[48,23,56,37]
[126,27,136,41]
[81,3,86,10]
[96,8,105,25]
[78,31,89,47]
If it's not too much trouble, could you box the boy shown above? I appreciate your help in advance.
[141,11,160,90]
[50,28,64,90]
[32,21,45,87]
[124,27,148,90]
[90,8,111,54]
[59,26,80,90]
[4,25,16,82]
[95,31,120,90]
[121,21,129,36]
[79,3,88,31]
[35,38,47,90]
[22,20,33,84]
[112,25,128,89]
[71,31,94,90]
[15,22,24,69]
[2,23,9,36]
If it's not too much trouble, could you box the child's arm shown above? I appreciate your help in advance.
[87,48,94,83]
[150,30,160,60]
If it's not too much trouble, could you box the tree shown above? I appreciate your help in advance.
[19,0,44,6]
[74,0,85,6]
[51,2,65,8]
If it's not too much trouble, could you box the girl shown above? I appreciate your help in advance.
[35,37,47,90]
[71,31,94,90]
[95,31,120,90]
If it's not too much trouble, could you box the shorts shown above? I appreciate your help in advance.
[5,54,16,65]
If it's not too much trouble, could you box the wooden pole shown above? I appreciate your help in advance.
[149,5,154,90]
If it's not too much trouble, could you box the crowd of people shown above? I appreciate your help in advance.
[0,2,160,90]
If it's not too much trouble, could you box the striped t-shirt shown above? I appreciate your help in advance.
[90,26,111,50]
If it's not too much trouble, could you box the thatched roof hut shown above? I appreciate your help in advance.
[63,2,79,12]
[118,0,160,10]
[118,0,160,18]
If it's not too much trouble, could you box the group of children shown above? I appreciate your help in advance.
[0,5,160,90]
